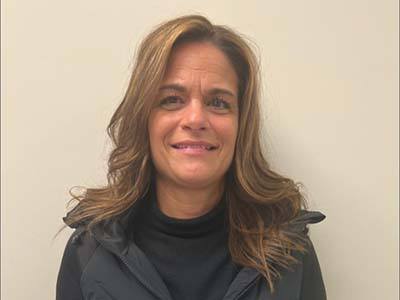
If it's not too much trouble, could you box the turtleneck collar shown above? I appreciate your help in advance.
[137,189,228,239]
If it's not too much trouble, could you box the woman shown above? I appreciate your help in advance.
[57,15,326,300]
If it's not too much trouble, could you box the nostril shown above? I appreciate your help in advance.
[182,125,208,131]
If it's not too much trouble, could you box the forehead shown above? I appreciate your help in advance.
[163,42,238,93]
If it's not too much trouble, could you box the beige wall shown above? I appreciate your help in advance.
[2,1,398,299]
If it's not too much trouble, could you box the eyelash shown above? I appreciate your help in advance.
[160,96,231,110]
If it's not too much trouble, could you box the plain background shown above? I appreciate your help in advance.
[1,1,398,299]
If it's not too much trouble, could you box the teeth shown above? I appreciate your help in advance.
[173,144,214,150]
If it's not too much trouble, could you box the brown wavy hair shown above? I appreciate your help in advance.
[60,14,308,292]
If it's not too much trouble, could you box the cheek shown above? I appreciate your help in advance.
[148,113,164,154]
[213,117,238,149]
[148,112,176,150]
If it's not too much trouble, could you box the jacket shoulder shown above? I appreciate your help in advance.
[287,210,326,235]
[56,227,99,300]
[288,210,327,299]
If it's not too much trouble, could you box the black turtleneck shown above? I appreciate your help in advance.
[131,191,242,300]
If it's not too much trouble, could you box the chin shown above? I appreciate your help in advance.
[174,171,216,187]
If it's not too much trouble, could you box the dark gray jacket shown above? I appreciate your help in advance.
[56,201,327,300]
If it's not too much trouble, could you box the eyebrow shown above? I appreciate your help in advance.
[159,83,237,98]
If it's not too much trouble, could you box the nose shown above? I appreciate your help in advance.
[181,98,209,131]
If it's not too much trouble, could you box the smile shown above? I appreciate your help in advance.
[171,144,217,151]
[170,143,218,155]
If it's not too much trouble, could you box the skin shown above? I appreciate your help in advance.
[148,41,239,219]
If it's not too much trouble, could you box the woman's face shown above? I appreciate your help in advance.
[148,42,239,189]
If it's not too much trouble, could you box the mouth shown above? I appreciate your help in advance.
[170,141,219,153]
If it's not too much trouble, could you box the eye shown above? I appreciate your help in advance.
[159,96,184,109]
[207,96,231,110]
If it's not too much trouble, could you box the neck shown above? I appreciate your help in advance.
[155,176,225,219]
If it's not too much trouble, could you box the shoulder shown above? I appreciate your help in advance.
[276,209,326,280]
[288,210,327,299]
[56,227,100,299]
[287,210,326,235]
[284,209,326,265]
[63,226,100,272]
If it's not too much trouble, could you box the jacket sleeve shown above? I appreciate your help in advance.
[56,227,98,300]
[299,236,327,300]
